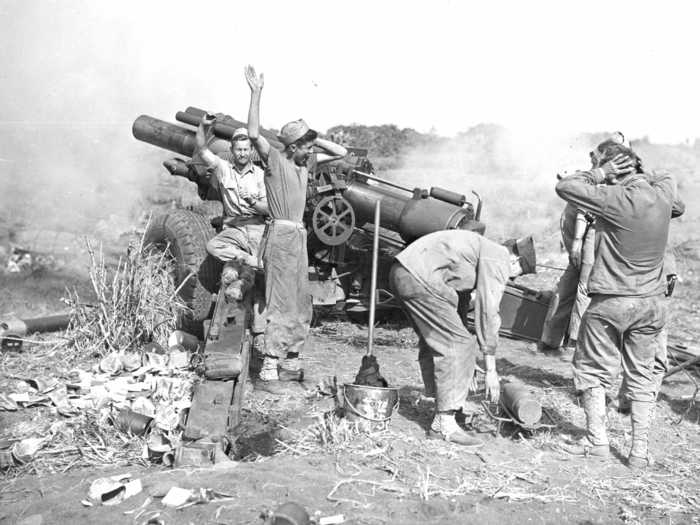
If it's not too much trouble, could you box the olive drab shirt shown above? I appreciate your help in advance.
[396,230,511,355]
[556,171,675,297]
[264,147,315,223]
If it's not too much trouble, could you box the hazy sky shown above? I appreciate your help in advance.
[1,0,699,143]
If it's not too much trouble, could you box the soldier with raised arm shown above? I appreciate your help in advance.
[194,119,268,343]
[244,65,347,394]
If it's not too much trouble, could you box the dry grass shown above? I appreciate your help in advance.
[63,232,187,356]
[0,411,147,481]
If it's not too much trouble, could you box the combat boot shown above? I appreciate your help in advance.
[279,353,304,382]
[628,400,653,470]
[221,262,239,286]
[226,264,256,302]
[256,356,304,395]
[562,387,610,457]
[427,410,483,448]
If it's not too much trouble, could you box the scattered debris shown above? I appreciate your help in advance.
[11,437,47,464]
[317,514,346,525]
[264,501,310,525]
[144,433,174,466]
[3,246,59,274]
[161,486,235,509]
[113,408,153,436]
[161,486,192,507]
[87,473,142,506]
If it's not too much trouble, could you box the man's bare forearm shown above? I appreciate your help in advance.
[247,90,270,160]
[198,146,218,167]
[314,137,347,157]
[314,137,347,165]
[247,90,262,140]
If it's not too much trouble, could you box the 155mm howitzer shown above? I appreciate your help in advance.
[132,107,548,459]
[133,106,489,323]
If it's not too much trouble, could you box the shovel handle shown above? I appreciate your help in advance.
[367,200,381,357]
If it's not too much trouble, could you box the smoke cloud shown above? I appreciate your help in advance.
[385,127,602,248]
[0,1,202,244]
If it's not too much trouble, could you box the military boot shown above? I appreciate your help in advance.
[562,387,610,457]
[224,267,256,302]
[427,410,483,448]
[278,354,304,382]
[221,262,239,286]
[628,400,653,469]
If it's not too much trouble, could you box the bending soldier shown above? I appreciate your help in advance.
[390,231,536,447]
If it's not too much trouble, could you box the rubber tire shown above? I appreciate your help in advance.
[144,209,221,337]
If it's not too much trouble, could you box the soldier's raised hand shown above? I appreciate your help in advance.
[600,153,635,181]
[195,115,216,149]
[245,65,264,92]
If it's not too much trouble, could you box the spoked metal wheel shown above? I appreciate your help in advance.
[311,195,355,246]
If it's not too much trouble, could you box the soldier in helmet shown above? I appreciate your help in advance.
[244,64,347,395]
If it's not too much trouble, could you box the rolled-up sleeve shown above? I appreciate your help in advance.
[256,170,267,204]
[474,258,508,355]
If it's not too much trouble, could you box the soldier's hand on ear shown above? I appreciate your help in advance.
[600,154,635,182]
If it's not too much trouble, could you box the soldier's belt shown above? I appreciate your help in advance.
[223,216,266,227]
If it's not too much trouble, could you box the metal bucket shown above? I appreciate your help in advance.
[343,383,399,431]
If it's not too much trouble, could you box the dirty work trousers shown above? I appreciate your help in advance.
[389,263,477,412]
[206,224,266,333]
[541,231,594,347]
[261,220,312,358]
[573,295,667,403]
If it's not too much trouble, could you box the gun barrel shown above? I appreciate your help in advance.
[133,115,197,157]
[344,178,483,242]
[175,109,284,150]
[1,313,72,350]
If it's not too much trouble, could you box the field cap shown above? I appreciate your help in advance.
[503,235,537,275]
[231,127,249,140]
[277,119,317,146]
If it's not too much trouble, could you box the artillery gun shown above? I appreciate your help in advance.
[133,107,488,325]
[132,107,549,461]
